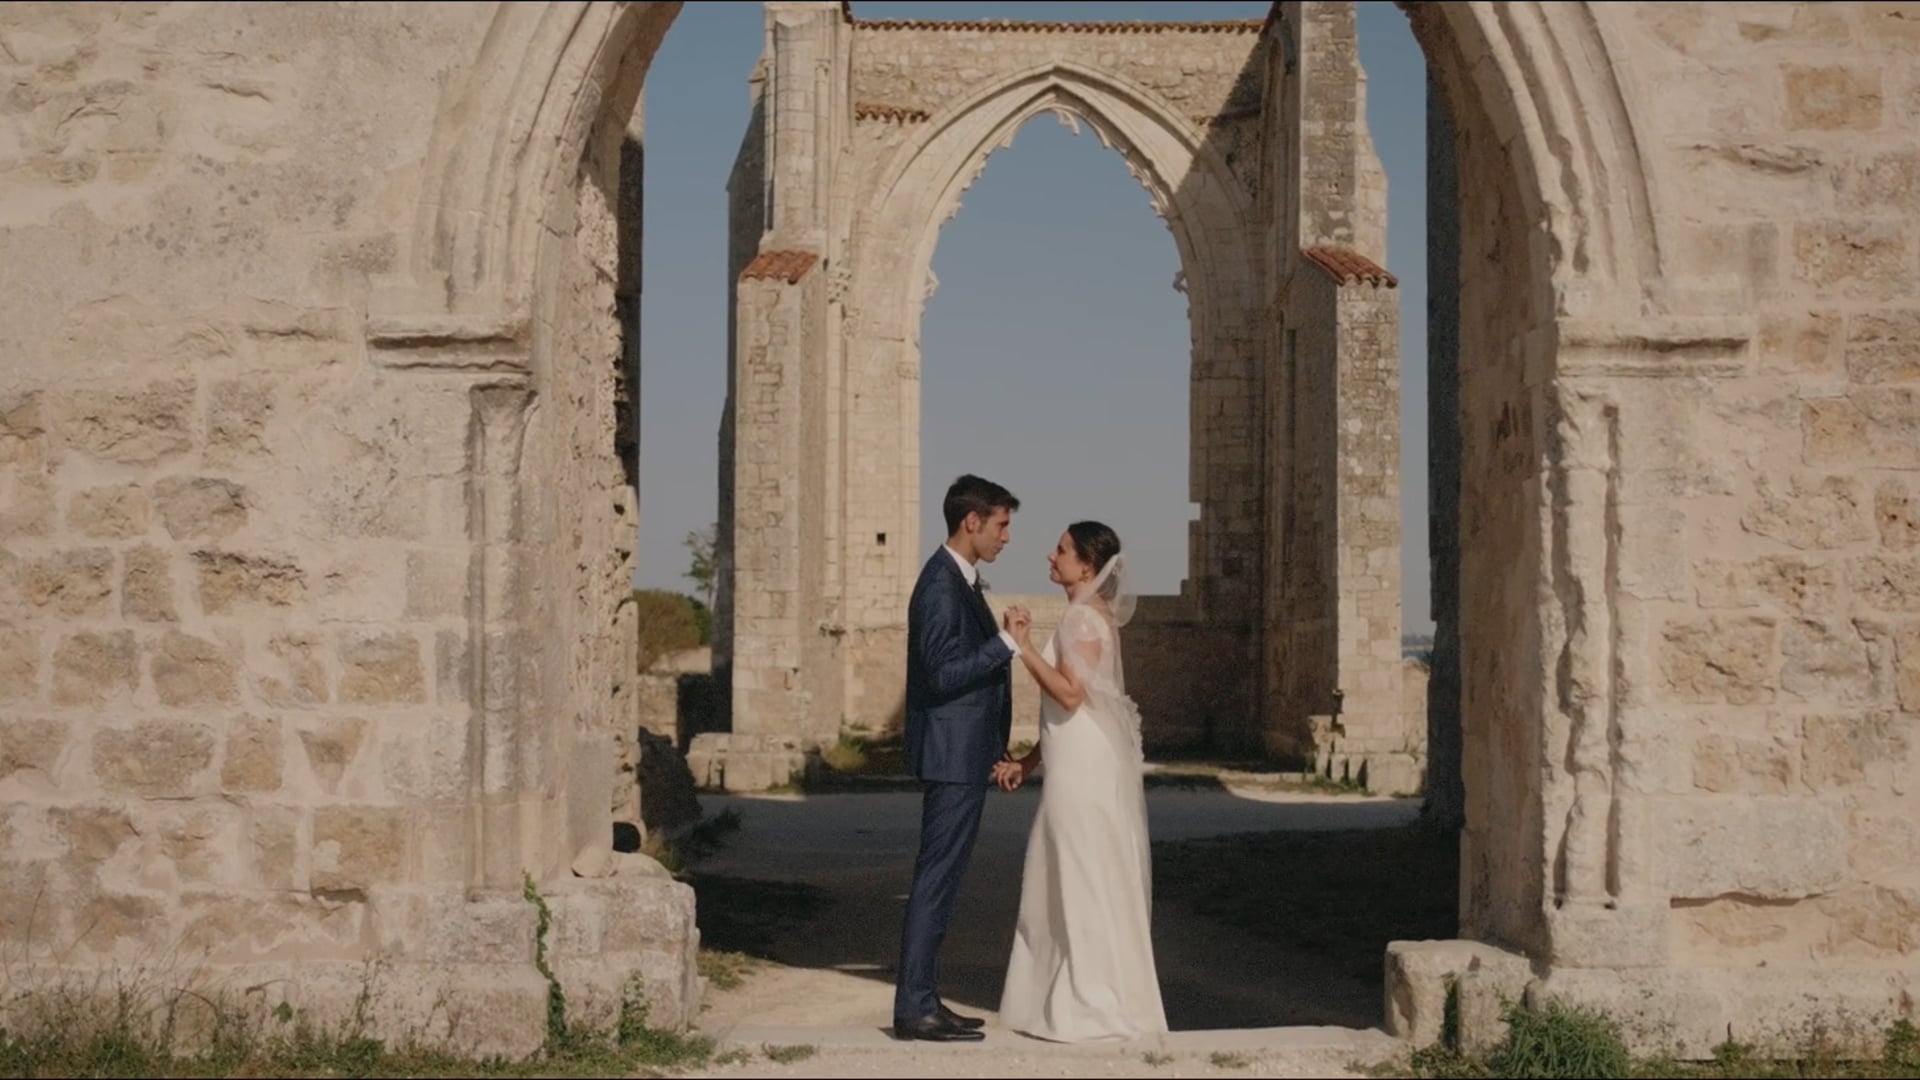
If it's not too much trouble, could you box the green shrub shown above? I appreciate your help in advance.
[1487,1001,1631,1079]
[687,596,714,646]
[632,590,705,673]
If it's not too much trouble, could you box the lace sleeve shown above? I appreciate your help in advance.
[1056,604,1111,686]
[1056,603,1142,764]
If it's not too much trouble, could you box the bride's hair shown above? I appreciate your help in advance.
[1065,521,1121,574]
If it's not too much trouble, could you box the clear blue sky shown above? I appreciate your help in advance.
[635,2,1434,635]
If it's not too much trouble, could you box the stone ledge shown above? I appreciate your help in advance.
[1535,966,1916,1060]
[1387,944,1919,1061]
[364,310,533,374]
[0,874,700,1060]
[1556,315,1755,378]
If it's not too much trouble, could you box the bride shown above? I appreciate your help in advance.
[993,521,1168,1043]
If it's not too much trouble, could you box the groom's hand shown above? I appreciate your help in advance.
[992,758,1025,793]
[1003,605,1031,635]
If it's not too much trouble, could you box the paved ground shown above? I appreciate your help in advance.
[672,777,1422,1078]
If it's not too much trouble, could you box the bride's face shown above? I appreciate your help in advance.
[1047,530,1092,589]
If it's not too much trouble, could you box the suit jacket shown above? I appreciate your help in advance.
[903,548,1015,785]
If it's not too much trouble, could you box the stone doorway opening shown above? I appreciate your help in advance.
[405,0,1675,1051]
[670,0,1457,1041]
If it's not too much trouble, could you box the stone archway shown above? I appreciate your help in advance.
[716,10,1284,769]
[839,54,1269,751]
[361,0,1906,1058]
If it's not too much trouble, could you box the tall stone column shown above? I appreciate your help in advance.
[720,2,849,766]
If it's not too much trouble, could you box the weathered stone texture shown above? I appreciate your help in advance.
[66,485,149,540]
[335,632,425,706]
[120,545,179,622]
[219,715,286,796]
[51,630,137,707]
[155,478,250,541]
[90,721,217,798]
[4,0,1915,1060]
[151,631,240,707]
[195,551,307,614]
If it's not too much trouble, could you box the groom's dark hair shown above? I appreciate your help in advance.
[943,474,1020,536]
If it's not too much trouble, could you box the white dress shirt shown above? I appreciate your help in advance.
[945,543,1022,655]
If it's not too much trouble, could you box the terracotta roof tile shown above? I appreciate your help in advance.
[853,18,1264,34]
[854,102,931,123]
[1302,247,1398,288]
[740,250,820,285]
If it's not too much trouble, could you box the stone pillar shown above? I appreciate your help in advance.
[469,383,536,891]
[721,2,849,762]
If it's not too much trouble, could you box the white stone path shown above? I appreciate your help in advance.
[669,782,1421,1078]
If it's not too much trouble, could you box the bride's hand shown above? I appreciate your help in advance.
[1008,606,1034,648]
[993,758,1023,792]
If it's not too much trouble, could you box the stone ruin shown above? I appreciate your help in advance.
[707,4,1419,796]
[0,0,1915,1061]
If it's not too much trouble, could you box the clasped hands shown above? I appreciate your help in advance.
[992,751,1033,792]
[994,604,1035,793]
[1001,603,1034,648]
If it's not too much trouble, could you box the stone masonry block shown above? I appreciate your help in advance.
[1384,939,1532,1051]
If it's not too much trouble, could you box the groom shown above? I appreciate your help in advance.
[892,474,1030,1043]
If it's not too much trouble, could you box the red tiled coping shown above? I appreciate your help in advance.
[853,18,1265,34]
[1303,247,1398,288]
[854,102,932,123]
[740,250,819,285]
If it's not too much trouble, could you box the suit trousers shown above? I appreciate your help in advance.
[893,779,990,1022]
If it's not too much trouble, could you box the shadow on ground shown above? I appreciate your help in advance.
[682,781,1453,1031]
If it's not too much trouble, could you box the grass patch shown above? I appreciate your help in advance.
[1387,1006,1920,1080]
[1210,1050,1251,1068]
[695,950,764,994]
[1153,823,1458,985]
[819,733,868,773]
[1143,1049,1173,1066]
[809,732,907,779]
[762,1043,817,1064]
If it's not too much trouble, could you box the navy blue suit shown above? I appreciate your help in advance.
[893,548,1015,1023]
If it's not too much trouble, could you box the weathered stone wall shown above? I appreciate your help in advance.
[1268,256,1410,788]
[0,0,698,1054]
[1260,3,1406,786]
[1269,270,1343,760]
[1397,0,1920,1056]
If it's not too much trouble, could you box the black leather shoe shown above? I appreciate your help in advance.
[938,1002,985,1029]
[892,1012,985,1042]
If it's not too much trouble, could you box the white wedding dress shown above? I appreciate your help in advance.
[999,596,1168,1043]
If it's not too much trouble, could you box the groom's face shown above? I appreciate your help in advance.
[971,507,1012,563]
